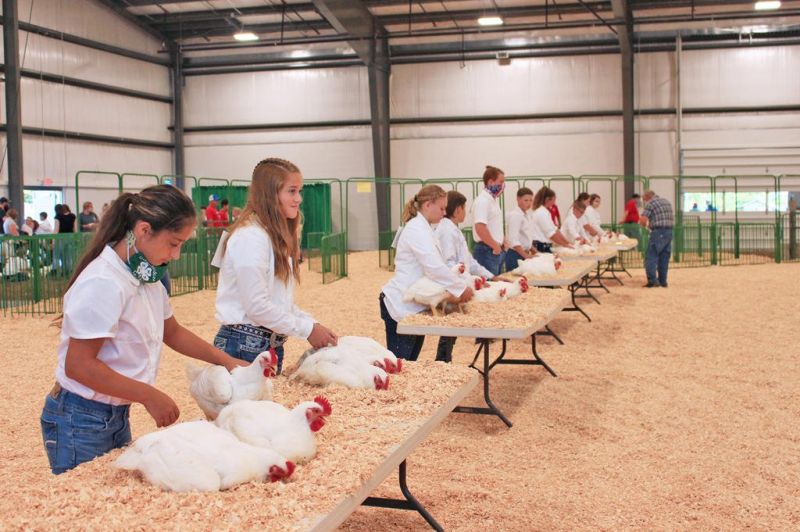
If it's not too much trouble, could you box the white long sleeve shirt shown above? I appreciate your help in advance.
[435,217,493,279]
[471,189,504,244]
[382,213,468,322]
[212,223,314,340]
[584,205,604,234]
[530,205,558,243]
[505,207,537,250]
[562,211,589,243]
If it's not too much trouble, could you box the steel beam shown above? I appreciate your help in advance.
[613,0,636,200]
[3,0,24,213]
[312,0,392,232]
[170,44,185,190]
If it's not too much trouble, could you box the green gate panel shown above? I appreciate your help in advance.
[300,182,332,249]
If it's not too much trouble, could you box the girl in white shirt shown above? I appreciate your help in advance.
[471,165,508,276]
[40,185,247,475]
[505,187,538,271]
[530,186,572,253]
[585,194,605,236]
[576,192,600,239]
[212,158,337,374]
[381,185,473,361]
[434,190,492,362]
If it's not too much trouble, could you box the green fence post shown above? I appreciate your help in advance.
[196,229,206,291]
[775,220,783,264]
[734,221,740,259]
[31,237,42,303]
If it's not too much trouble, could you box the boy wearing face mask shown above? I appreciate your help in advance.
[471,165,509,276]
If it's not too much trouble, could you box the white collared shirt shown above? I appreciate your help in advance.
[435,217,493,279]
[562,210,589,243]
[213,222,314,340]
[471,189,504,244]
[584,205,603,233]
[530,205,558,243]
[382,213,468,322]
[56,246,173,405]
[506,206,537,250]
[37,220,53,234]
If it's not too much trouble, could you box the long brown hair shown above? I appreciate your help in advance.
[533,186,556,209]
[401,185,446,223]
[445,190,467,219]
[65,185,197,293]
[223,158,301,283]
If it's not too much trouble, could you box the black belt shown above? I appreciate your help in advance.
[651,226,673,230]
[225,324,287,348]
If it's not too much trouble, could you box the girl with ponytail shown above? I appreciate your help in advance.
[41,185,247,475]
[380,185,473,361]
[211,158,338,374]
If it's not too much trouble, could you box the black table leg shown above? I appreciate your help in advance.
[362,460,444,531]
[536,324,564,345]
[454,340,513,427]
[564,280,591,321]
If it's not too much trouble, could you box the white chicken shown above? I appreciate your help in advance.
[472,277,528,302]
[332,335,403,373]
[513,253,558,276]
[186,349,277,420]
[114,420,295,492]
[403,263,466,316]
[215,397,332,464]
[293,345,391,390]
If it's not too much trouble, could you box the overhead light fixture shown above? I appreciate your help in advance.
[234,31,259,42]
[477,16,503,27]
[290,50,311,58]
[754,1,781,10]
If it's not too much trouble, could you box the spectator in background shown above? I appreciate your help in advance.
[621,193,641,240]
[3,208,20,236]
[639,190,674,288]
[205,194,221,228]
[22,217,39,235]
[54,204,77,276]
[690,202,699,212]
[0,197,9,234]
[100,203,110,218]
[548,199,561,228]
[218,199,230,227]
[38,212,53,234]
[79,202,99,232]
[232,207,242,223]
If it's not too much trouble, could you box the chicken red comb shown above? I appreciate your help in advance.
[314,396,332,416]
[285,461,296,478]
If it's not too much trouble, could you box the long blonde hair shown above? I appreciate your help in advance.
[224,158,302,283]
[401,185,447,223]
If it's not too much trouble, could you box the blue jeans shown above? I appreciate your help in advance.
[473,242,506,276]
[214,325,286,374]
[505,249,525,272]
[436,337,456,363]
[645,228,672,286]
[40,386,131,475]
[380,294,425,361]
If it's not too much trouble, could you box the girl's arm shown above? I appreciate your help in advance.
[163,316,248,371]
[64,337,180,427]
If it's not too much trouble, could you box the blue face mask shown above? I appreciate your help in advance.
[486,183,504,198]
[126,231,168,283]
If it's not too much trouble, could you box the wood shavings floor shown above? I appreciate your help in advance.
[1,252,799,530]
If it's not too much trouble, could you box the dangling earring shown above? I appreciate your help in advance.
[126,230,136,249]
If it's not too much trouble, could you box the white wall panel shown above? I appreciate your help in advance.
[19,78,171,142]
[392,55,621,118]
[635,52,675,110]
[683,46,800,108]
[183,67,370,127]
[16,0,163,56]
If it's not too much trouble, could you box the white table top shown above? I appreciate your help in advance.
[397,292,570,339]
[604,240,638,251]
[526,262,596,287]
[560,249,618,263]
[310,372,479,531]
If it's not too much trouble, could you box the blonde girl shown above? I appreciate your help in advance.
[380,185,473,361]
[212,158,337,374]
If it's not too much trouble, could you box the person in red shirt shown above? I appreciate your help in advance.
[621,193,641,240]
[205,194,220,228]
[548,201,561,228]
[217,199,230,227]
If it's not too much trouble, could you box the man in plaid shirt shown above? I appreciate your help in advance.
[639,190,674,287]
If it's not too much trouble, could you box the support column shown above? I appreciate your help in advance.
[613,0,635,200]
[3,0,24,212]
[170,44,185,190]
[368,34,391,233]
